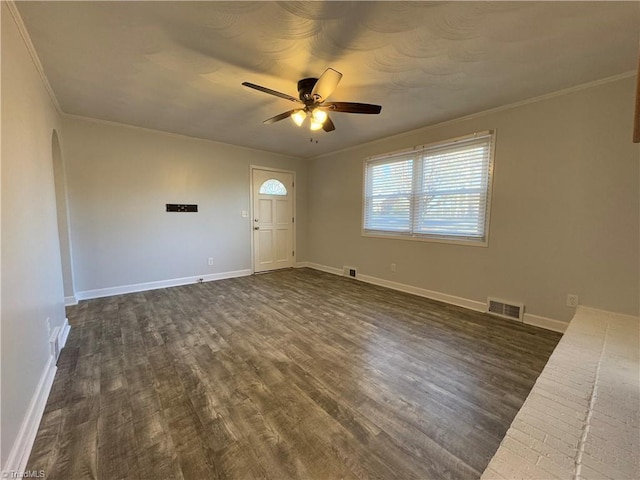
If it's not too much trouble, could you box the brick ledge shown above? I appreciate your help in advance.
[482,306,639,480]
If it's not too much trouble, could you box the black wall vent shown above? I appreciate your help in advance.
[166,204,198,213]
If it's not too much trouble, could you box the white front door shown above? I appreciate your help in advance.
[252,168,294,273]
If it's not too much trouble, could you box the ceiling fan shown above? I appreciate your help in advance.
[242,68,382,132]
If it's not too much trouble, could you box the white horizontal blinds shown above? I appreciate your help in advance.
[415,134,492,239]
[363,131,494,243]
[364,153,415,233]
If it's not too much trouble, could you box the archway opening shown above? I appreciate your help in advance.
[52,130,75,302]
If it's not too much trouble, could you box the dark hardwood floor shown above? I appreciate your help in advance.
[28,268,561,480]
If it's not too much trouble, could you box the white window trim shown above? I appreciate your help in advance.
[361,130,496,247]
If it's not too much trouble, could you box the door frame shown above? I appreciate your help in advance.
[249,165,296,274]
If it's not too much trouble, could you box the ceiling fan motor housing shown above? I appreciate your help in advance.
[297,78,318,104]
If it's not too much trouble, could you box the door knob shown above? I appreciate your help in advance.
[254,227,260,230]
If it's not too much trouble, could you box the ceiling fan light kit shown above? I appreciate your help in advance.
[309,120,323,131]
[312,109,328,124]
[242,68,382,133]
[291,110,306,126]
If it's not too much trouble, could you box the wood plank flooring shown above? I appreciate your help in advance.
[27,268,561,480]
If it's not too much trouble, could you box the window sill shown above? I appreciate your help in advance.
[361,230,489,247]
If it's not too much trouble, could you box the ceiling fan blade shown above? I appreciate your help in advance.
[242,82,302,104]
[263,110,297,125]
[322,116,336,132]
[323,102,382,114]
[311,68,343,102]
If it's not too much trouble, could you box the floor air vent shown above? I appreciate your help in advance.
[487,298,524,322]
[343,266,358,278]
[50,326,61,362]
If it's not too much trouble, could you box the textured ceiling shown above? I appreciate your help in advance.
[15,1,640,158]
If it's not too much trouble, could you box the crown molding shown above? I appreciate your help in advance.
[312,70,637,161]
[5,0,62,114]
[62,112,300,160]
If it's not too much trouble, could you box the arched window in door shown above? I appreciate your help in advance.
[259,179,287,195]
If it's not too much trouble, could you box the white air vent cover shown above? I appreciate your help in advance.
[487,297,524,321]
[50,326,61,362]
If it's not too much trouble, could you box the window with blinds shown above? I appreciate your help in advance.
[363,131,495,245]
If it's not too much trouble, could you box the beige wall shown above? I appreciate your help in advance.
[1,2,66,467]
[307,77,639,322]
[62,116,308,294]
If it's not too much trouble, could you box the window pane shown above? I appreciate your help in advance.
[259,179,287,195]
[416,141,490,238]
[364,158,413,232]
[415,193,484,236]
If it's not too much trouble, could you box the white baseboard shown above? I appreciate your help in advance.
[304,262,343,276]
[294,261,310,268]
[304,262,565,332]
[58,318,71,349]
[524,313,568,333]
[1,356,57,476]
[357,273,486,312]
[304,262,484,312]
[75,269,252,301]
[64,296,78,306]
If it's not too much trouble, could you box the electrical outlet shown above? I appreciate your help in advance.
[208,257,214,266]
[390,263,397,272]
[566,294,579,307]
